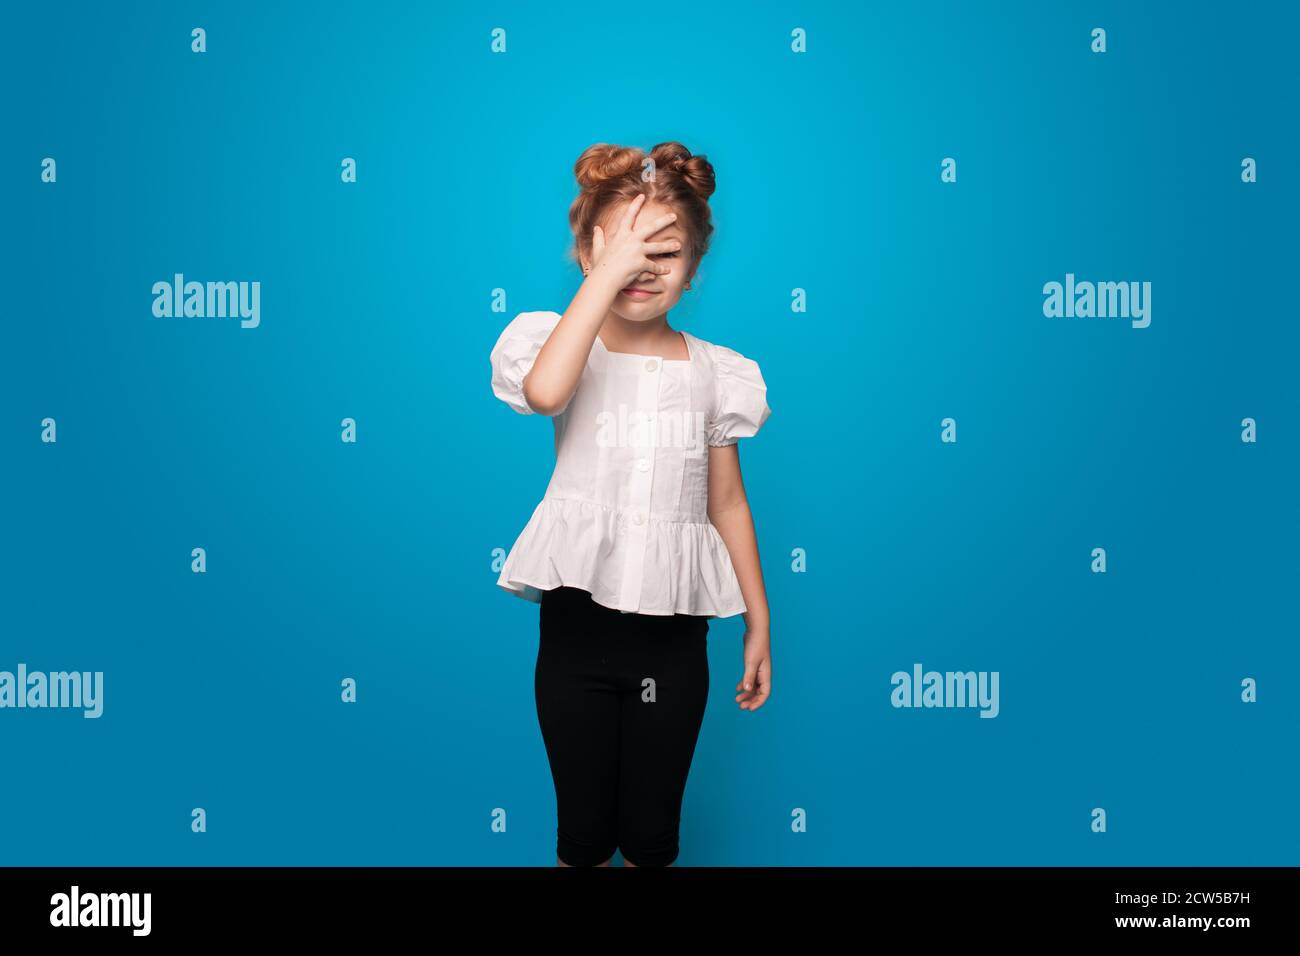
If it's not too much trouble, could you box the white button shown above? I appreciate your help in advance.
[644,358,659,372]
[633,513,645,525]
[636,457,650,471]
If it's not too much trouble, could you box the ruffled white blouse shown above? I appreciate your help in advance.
[489,309,771,617]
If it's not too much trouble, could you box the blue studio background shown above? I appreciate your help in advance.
[2,1,1296,866]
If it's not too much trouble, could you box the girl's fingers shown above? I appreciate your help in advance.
[643,239,682,255]
[635,211,678,238]
[590,225,604,266]
[735,663,771,704]
[735,680,770,708]
[618,193,646,234]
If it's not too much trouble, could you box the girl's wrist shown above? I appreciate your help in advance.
[583,260,624,292]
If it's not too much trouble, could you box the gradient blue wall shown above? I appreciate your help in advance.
[2,0,1296,865]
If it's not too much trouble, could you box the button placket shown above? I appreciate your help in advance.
[618,357,661,611]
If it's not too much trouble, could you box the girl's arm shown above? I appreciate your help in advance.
[523,268,620,416]
[523,194,679,415]
[707,443,773,711]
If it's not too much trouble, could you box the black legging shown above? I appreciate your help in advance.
[535,586,710,866]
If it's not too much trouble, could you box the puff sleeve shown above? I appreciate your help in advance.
[706,344,772,446]
[489,310,569,415]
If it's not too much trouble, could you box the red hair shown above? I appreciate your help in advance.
[568,141,716,284]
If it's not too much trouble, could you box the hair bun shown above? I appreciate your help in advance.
[574,144,644,191]
[649,142,715,201]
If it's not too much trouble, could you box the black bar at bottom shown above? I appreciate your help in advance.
[0,866,1290,940]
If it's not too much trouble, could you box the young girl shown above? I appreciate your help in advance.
[489,141,773,867]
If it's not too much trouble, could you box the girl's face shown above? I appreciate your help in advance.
[596,197,693,321]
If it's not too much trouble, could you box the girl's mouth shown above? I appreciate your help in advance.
[621,289,656,299]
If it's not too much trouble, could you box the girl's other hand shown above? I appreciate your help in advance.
[736,627,771,711]
[588,193,682,289]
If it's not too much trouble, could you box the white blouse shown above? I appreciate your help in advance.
[490,309,771,617]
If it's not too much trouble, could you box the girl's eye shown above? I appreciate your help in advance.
[655,252,679,259]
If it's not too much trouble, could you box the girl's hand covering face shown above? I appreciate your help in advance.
[588,193,683,288]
